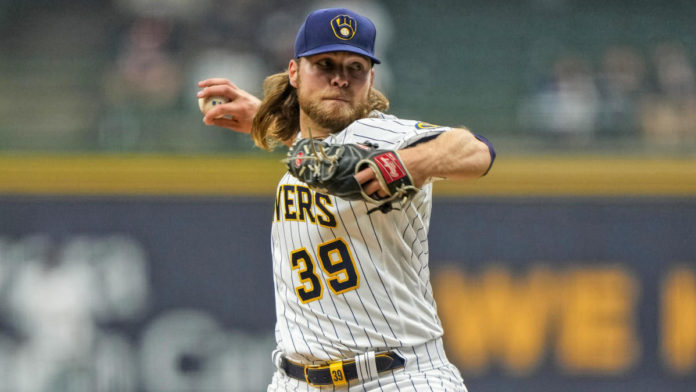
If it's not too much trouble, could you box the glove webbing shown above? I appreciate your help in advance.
[286,142,342,179]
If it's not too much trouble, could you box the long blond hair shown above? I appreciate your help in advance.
[250,67,390,150]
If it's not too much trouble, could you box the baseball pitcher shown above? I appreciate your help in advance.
[197,7,496,391]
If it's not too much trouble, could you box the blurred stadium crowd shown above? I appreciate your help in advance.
[519,43,696,148]
[1,0,695,154]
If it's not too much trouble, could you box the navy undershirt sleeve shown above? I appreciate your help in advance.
[474,133,496,176]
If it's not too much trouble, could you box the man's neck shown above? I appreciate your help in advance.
[299,110,332,139]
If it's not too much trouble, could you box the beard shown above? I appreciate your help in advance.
[296,81,371,134]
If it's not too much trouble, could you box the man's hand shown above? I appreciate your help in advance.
[197,78,261,134]
[354,168,390,199]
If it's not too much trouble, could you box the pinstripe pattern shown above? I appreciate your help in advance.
[269,112,466,390]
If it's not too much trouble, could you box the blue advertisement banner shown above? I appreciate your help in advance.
[0,196,694,391]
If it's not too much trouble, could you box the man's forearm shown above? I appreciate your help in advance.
[398,128,493,187]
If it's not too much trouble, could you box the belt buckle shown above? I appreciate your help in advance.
[303,364,321,388]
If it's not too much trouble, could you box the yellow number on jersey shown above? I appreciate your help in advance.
[289,238,359,303]
[290,248,323,303]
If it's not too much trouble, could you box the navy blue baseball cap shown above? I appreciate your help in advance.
[294,8,381,64]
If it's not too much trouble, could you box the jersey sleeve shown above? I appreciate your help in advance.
[392,120,452,149]
[337,113,452,149]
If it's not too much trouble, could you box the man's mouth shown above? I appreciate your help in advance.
[323,96,350,102]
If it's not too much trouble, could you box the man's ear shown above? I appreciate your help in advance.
[288,59,299,88]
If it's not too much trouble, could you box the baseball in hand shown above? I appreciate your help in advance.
[198,95,231,117]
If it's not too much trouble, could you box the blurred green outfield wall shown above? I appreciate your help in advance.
[1,0,695,154]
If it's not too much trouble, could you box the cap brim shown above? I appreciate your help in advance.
[296,44,381,64]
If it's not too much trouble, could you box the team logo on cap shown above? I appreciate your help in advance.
[331,15,357,40]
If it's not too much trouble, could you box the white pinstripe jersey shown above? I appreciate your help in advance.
[271,111,451,364]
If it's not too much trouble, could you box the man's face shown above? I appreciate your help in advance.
[289,52,374,133]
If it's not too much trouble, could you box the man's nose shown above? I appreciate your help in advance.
[330,69,349,88]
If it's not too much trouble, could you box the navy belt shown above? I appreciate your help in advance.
[281,351,405,387]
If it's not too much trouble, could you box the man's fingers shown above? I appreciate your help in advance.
[197,79,241,105]
[203,115,242,131]
[203,108,237,125]
[210,117,238,129]
[203,105,233,121]
[362,180,384,197]
[354,168,375,184]
[197,85,240,101]
[355,168,389,198]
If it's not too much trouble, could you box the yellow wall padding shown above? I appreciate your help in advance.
[1,155,695,196]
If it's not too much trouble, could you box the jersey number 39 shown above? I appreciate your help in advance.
[290,238,360,303]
